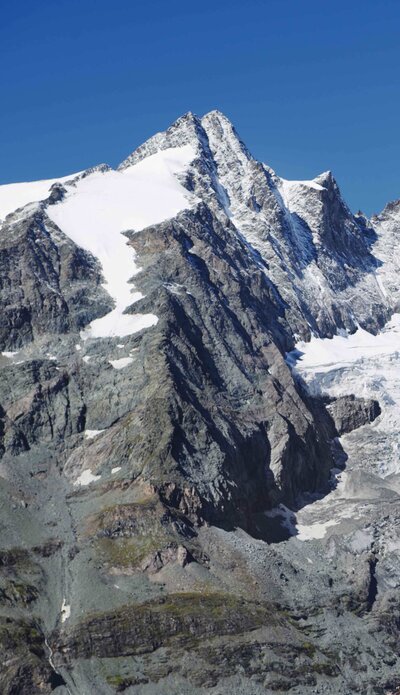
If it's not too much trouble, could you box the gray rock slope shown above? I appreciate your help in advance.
[0,111,398,694]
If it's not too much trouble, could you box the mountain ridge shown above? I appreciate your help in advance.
[0,111,400,694]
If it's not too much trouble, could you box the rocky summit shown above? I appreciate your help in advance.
[0,110,400,695]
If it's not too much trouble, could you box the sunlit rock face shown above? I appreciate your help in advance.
[0,111,400,694]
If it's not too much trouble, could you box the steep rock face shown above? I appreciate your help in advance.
[123,204,334,521]
[0,110,399,694]
[0,202,111,351]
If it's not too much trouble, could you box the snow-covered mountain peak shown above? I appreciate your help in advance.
[201,109,252,163]
[201,109,233,125]
[313,169,334,187]
[1,109,397,344]
[3,110,400,694]
[117,109,250,176]
[118,111,207,170]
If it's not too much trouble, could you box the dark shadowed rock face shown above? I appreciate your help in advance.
[124,203,336,523]
[0,205,111,351]
[0,111,399,694]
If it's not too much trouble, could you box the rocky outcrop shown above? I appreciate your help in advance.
[0,616,54,695]
[0,205,111,351]
[55,593,273,659]
[324,394,381,435]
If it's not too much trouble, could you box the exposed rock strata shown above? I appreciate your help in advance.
[0,111,399,694]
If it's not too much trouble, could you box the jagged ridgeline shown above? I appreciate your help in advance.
[0,111,399,694]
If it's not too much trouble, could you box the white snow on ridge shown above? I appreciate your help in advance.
[0,172,82,222]
[47,145,196,339]
[279,177,325,201]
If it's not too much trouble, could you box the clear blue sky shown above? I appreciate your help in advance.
[2,0,399,215]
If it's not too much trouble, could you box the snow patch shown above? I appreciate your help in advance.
[277,177,327,246]
[61,598,71,623]
[73,469,101,486]
[82,306,157,340]
[84,430,104,439]
[111,467,121,474]
[47,145,196,339]
[164,282,186,295]
[109,357,134,370]
[348,529,374,553]
[296,519,338,541]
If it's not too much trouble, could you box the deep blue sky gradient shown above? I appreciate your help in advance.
[2,0,399,214]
